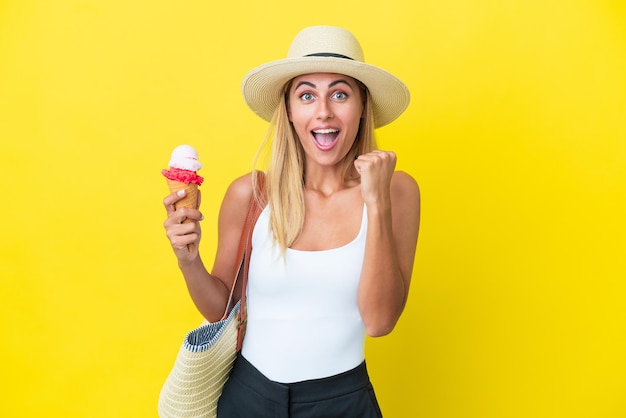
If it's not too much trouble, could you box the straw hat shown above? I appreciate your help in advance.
[241,26,410,128]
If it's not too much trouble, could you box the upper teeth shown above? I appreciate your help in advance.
[313,129,338,134]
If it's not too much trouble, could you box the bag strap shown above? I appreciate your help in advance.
[221,171,266,351]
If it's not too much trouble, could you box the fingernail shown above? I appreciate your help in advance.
[177,189,185,196]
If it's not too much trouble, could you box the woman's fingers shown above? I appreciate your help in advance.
[163,188,204,260]
[163,189,186,216]
[355,150,397,205]
[163,189,203,224]
[166,221,200,248]
[354,150,396,174]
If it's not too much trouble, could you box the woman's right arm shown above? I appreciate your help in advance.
[163,173,254,322]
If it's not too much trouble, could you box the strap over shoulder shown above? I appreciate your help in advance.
[221,171,267,351]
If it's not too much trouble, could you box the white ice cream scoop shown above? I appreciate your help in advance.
[168,144,202,171]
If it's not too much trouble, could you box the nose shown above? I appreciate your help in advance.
[316,99,334,120]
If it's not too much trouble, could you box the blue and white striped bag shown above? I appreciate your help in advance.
[158,301,241,418]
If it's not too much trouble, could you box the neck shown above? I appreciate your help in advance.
[303,165,359,197]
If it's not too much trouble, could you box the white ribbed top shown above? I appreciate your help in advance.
[242,205,367,383]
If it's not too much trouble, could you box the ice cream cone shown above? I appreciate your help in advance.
[166,178,199,223]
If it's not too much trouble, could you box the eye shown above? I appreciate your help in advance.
[299,92,314,102]
[332,91,348,101]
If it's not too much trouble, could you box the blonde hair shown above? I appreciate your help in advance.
[254,79,376,253]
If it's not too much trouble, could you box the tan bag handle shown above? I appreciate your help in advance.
[221,171,266,351]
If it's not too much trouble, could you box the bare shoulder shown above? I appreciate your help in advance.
[391,171,420,204]
[221,172,256,210]
[212,172,258,282]
[390,170,421,234]
[217,172,259,235]
[390,171,420,261]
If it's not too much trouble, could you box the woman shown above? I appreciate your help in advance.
[163,26,420,418]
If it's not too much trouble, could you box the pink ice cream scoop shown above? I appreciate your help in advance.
[162,145,204,218]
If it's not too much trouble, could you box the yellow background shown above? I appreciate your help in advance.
[1,1,625,417]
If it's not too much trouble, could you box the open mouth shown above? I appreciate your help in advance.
[312,128,339,150]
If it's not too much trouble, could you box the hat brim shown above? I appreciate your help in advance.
[242,57,410,128]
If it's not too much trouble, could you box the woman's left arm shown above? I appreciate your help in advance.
[355,150,421,337]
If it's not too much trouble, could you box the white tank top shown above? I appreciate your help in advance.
[242,205,367,383]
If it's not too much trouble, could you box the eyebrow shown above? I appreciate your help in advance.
[294,79,354,90]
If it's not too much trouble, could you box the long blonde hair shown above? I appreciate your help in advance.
[254,79,376,253]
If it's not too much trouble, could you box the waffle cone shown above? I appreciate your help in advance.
[166,179,199,224]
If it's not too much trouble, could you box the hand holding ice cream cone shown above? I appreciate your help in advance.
[162,145,204,223]
[162,145,204,257]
